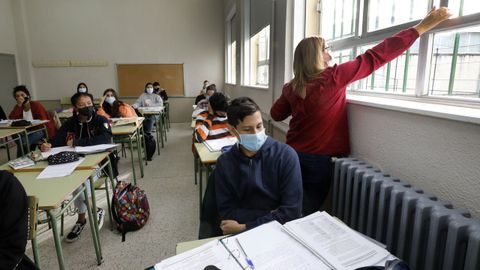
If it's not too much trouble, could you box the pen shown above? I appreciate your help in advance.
[235,238,255,269]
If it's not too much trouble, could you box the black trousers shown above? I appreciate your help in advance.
[297,152,333,216]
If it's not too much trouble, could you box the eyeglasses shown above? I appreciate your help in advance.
[323,45,332,52]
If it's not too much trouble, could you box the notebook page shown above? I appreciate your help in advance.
[283,211,390,270]
[154,240,240,270]
[203,137,238,152]
[228,221,330,270]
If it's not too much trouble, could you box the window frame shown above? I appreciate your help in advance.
[225,4,237,85]
[320,0,480,105]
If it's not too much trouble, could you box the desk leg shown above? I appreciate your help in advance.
[86,180,103,265]
[129,136,137,185]
[135,130,144,178]
[194,156,198,185]
[47,210,65,270]
[106,157,115,231]
[159,116,164,148]
[18,134,24,157]
[140,124,150,162]
[162,114,168,141]
[31,237,40,268]
[199,163,203,217]
[24,130,30,153]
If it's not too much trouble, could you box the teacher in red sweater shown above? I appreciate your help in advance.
[270,7,452,216]
[9,85,57,156]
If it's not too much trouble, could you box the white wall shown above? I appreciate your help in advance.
[348,104,480,217]
[11,0,224,99]
[0,0,16,54]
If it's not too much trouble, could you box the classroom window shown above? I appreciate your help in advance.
[321,0,357,41]
[368,0,428,31]
[227,14,237,84]
[352,40,419,95]
[246,0,271,87]
[313,0,480,102]
[428,26,480,98]
[249,25,270,87]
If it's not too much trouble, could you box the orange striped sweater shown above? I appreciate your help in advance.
[194,110,233,142]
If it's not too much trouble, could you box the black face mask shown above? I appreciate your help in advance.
[78,106,95,118]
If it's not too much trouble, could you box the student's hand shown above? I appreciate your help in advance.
[40,143,51,152]
[414,6,452,35]
[220,220,246,235]
[22,100,31,111]
[66,138,74,147]
[100,95,106,106]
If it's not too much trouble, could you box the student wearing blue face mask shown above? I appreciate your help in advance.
[132,82,163,134]
[214,97,303,235]
[97,88,137,119]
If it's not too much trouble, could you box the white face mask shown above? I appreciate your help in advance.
[146,87,154,94]
[78,87,87,93]
[105,96,116,105]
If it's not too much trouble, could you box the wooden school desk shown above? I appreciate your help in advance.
[0,120,50,152]
[0,128,27,159]
[194,143,222,216]
[112,118,146,184]
[14,170,102,270]
[138,106,166,152]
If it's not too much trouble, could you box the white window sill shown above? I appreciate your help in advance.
[240,84,269,91]
[347,94,480,125]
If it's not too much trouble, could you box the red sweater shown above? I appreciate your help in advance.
[9,101,57,139]
[271,28,419,156]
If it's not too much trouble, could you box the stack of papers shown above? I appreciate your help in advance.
[203,137,238,152]
[155,211,392,270]
[111,117,139,126]
[8,157,35,170]
[140,106,164,113]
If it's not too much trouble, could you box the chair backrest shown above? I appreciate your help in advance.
[27,196,38,241]
[198,173,222,239]
[47,110,62,130]
[60,96,71,109]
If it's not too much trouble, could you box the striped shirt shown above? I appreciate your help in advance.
[194,110,232,142]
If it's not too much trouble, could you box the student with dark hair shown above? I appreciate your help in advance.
[40,92,115,242]
[270,7,452,216]
[76,82,88,93]
[9,85,57,156]
[97,88,137,119]
[0,171,28,269]
[153,82,168,101]
[132,82,163,135]
[194,92,231,142]
[194,83,215,105]
[214,97,302,235]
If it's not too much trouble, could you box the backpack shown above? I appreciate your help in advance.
[144,134,156,161]
[111,181,150,241]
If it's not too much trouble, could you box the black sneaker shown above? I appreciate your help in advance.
[65,221,86,243]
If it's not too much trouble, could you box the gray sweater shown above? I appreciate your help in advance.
[132,93,163,108]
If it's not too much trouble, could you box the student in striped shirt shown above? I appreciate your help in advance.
[194,92,232,142]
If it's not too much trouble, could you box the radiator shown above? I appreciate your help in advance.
[332,158,480,270]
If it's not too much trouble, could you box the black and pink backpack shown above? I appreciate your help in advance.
[111,181,150,241]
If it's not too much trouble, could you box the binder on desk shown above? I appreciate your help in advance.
[155,211,392,270]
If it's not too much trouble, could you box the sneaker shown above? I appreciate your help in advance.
[96,208,105,230]
[65,221,86,243]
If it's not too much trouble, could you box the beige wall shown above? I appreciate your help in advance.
[9,0,224,99]
[0,0,16,54]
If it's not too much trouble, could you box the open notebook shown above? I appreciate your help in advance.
[155,211,391,270]
[203,137,238,152]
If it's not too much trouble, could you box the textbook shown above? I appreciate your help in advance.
[41,144,118,159]
[203,137,238,152]
[154,211,392,270]
[8,156,35,170]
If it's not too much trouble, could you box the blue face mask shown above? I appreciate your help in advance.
[237,129,267,152]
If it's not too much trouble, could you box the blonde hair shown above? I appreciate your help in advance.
[291,36,327,96]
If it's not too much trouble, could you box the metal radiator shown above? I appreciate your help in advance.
[332,158,480,270]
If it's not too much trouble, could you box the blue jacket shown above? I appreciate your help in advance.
[215,137,303,229]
